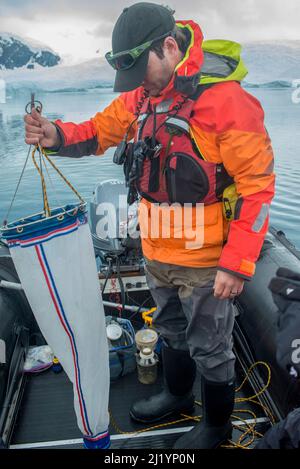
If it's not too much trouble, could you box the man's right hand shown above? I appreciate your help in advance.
[24,108,60,148]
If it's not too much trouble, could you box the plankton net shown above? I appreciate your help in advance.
[0,96,110,446]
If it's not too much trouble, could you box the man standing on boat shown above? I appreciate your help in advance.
[24,2,275,449]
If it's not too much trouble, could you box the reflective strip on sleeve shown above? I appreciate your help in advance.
[252,203,269,233]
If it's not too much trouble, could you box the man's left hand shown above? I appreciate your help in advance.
[213,270,245,300]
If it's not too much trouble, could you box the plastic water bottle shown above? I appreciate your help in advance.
[136,347,158,384]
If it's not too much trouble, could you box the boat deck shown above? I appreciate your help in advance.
[10,350,270,449]
[3,275,274,449]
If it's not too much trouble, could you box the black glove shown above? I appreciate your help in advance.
[269,268,300,379]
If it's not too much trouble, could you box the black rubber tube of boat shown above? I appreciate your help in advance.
[236,228,300,417]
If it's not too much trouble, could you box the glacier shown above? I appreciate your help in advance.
[1,38,300,94]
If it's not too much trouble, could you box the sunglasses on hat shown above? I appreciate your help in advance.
[105,31,174,71]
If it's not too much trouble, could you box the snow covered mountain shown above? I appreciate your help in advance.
[1,56,114,94]
[0,33,60,70]
[1,37,300,94]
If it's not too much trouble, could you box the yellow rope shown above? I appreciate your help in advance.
[109,409,197,436]
[32,146,51,217]
[31,144,85,218]
[40,145,85,204]
[231,412,258,448]
[109,361,276,449]
[235,361,272,401]
[248,398,276,425]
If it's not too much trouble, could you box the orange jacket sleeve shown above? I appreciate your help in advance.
[48,92,138,157]
[215,84,275,279]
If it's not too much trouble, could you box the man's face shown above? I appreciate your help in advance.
[142,49,175,97]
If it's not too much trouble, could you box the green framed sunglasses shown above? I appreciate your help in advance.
[105,31,174,71]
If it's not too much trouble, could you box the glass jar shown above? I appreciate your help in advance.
[136,347,158,384]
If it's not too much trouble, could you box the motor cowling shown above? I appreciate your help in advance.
[89,180,142,266]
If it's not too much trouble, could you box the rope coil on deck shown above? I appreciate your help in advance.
[109,361,275,449]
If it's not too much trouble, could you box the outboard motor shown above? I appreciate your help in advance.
[90,180,143,273]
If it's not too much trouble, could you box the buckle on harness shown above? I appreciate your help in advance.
[152,143,163,159]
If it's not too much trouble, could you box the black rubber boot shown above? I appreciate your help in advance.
[173,376,235,449]
[130,345,196,423]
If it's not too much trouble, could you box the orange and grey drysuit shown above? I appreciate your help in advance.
[47,20,275,382]
[49,20,275,281]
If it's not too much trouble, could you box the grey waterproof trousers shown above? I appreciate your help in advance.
[145,259,236,383]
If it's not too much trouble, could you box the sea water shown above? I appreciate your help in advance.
[0,86,299,248]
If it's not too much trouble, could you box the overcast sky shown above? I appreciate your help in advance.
[1,0,300,64]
